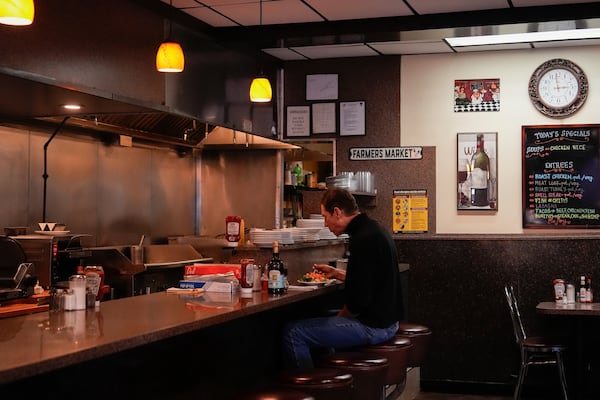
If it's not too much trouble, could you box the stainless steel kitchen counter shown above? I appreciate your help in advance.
[0,284,343,385]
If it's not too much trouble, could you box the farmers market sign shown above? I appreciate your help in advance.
[349,147,423,161]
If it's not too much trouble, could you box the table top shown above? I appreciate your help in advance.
[0,284,341,384]
[537,301,600,316]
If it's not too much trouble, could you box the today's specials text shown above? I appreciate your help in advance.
[523,125,600,228]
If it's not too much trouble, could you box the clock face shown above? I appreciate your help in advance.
[529,59,588,118]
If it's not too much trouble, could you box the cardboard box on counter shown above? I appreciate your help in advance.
[184,264,241,280]
[179,275,240,293]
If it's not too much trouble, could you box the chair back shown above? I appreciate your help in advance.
[504,285,527,344]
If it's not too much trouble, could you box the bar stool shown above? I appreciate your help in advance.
[279,368,353,400]
[358,335,413,393]
[318,352,389,400]
[236,388,315,400]
[396,322,432,367]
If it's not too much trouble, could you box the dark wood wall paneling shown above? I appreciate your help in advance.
[398,236,600,394]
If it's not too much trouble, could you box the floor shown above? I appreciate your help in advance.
[414,395,511,400]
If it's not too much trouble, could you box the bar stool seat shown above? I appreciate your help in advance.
[319,352,389,400]
[237,388,315,400]
[396,322,432,367]
[279,368,353,400]
[358,335,413,387]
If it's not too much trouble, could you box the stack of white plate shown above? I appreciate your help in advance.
[296,218,324,228]
[249,229,293,247]
[282,227,321,242]
[319,228,337,239]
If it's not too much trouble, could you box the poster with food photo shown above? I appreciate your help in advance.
[454,79,500,112]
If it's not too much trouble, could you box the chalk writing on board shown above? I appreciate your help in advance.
[523,125,600,228]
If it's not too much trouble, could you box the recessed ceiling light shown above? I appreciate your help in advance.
[446,28,600,47]
[62,104,83,110]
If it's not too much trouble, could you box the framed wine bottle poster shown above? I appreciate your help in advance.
[457,132,498,211]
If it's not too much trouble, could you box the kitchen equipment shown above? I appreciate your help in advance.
[12,234,92,288]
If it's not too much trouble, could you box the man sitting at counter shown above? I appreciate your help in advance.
[282,188,404,369]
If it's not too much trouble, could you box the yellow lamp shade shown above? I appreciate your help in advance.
[250,77,272,102]
[0,0,34,26]
[156,41,185,73]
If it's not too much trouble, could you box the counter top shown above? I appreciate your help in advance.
[0,284,342,384]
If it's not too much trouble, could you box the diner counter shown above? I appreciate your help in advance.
[0,283,343,385]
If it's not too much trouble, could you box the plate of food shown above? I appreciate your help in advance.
[297,270,334,286]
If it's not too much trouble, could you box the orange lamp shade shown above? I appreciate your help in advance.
[156,41,185,73]
[250,77,272,102]
[0,0,35,26]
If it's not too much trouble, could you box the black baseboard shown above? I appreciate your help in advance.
[420,379,513,396]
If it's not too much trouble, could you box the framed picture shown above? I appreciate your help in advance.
[286,106,310,137]
[311,102,336,134]
[306,74,338,100]
[340,101,365,136]
[457,132,497,211]
[454,79,500,112]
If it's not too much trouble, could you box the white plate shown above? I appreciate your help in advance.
[296,279,335,286]
[35,230,71,236]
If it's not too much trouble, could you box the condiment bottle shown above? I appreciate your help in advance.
[267,241,286,295]
[225,216,242,247]
[579,276,587,302]
[239,258,254,295]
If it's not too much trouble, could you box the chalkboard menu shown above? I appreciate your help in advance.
[523,124,600,228]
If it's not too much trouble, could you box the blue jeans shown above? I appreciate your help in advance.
[282,317,399,369]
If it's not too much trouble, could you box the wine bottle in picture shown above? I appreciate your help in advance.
[470,134,490,206]
[267,241,286,295]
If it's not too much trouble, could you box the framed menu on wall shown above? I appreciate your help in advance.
[522,124,600,228]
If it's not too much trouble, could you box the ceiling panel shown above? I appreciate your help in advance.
[452,42,532,52]
[291,43,379,59]
[406,0,510,15]
[369,40,454,55]
[305,0,413,21]
[162,0,600,59]
[210,0,324,26]
[262,47,309,60]
[532,38,600,47]
[512,0,599,6]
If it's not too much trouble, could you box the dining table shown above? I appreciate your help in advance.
[536,301,600,399]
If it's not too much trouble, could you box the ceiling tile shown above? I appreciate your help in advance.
[512,0,599,6]
[452,42,532,52]
[369,40,454,55]
[305,0,413,21]
[262,48,309,60]
[170,0,201,7]
[211,0,323,26]
[407,0,510,15]
[532,38,600,47]
[183,7,239,27]
[291,43,379,59]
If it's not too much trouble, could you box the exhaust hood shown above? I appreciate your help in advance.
[0,68,298,150]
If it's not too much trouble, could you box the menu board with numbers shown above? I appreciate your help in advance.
[522,124,600,228]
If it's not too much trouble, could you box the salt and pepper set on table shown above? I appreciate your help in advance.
[553,276,593,304]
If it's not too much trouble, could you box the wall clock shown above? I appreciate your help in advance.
[528,58,588,118]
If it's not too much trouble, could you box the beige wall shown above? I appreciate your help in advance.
[401,45,600,234]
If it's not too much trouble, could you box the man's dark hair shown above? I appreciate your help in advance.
[320,188,359,215]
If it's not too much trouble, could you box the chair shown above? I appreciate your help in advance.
[279,368,354,400]
[395,322,432,367]
[318,351,389,400]
[357,335,413,394]
[504,285,569,400]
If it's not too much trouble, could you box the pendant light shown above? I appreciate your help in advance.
[156,0,184,73]
[249,0,272,102]
[0,0,34,26]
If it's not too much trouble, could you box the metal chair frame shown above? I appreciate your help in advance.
[504,285,569,400]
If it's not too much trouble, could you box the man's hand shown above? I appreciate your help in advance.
[313,264,346,281]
